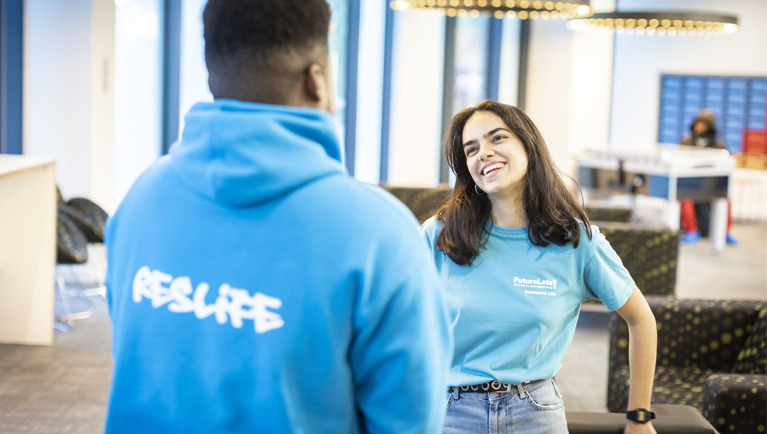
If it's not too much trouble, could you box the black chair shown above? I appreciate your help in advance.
[54,187,110,330]
[55,208,92,330]
[608,297,767,433]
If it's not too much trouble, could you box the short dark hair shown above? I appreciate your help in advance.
[437,100,591,266]
[202,0,331,102]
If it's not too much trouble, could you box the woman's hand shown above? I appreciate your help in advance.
[625,421,657,434]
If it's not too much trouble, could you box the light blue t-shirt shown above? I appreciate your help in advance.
[420,217,634,386]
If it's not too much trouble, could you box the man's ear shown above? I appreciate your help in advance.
[303,63,331,112]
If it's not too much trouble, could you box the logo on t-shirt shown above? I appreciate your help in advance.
[513,276,557,296]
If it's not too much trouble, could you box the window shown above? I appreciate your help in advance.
[452,15,490,115]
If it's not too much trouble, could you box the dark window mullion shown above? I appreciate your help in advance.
[161,0,181,155]
[344,0,361,176]
[486,17,503,101]
[0,0,23,155]
[516,19,530,112]
[439,17,457,184]
[379,3,394,183]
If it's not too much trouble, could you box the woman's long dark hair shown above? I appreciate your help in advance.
[436,100,591,266]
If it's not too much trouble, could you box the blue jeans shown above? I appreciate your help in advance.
[443,379,568,433]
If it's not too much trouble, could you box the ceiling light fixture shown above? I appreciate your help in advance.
[390,0,593,19]
[567,11,738,35]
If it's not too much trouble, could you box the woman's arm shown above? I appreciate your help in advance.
[616,286,658,434]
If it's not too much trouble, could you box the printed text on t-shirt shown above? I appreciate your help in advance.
[513,276,558,296]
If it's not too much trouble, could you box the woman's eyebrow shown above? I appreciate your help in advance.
[463,128,511,148]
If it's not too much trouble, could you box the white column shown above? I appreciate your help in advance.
[387,10,445,187]
[353,0,386,183]
[89,0,116,211]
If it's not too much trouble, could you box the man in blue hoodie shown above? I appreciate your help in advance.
[104,1,452,432]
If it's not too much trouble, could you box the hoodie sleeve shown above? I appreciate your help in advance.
[349,217,453,434]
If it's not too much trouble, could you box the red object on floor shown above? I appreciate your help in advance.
[681,200,698,233]
[680,200,733,234]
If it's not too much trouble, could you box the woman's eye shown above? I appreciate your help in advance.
[466,147,477,156]
[492,135,505,143]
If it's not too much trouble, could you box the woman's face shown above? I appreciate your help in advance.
[461,111,528,201]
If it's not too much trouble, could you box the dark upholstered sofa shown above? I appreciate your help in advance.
[608,297,767,433]
[567,404,717,433]
[381,185,451,225]
[382,185,679,298]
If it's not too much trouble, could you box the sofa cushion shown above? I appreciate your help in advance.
[703,373,767,434]
[733,308,767,375]
[609,365,716,412]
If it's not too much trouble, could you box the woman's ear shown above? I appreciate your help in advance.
[303,63,335,114]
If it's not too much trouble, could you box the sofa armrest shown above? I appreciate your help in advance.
[585,206,632,223]
[608,297,763,385]
[703,373,766,434]
[568,404,716,433]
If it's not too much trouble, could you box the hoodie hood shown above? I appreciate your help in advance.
[168,99,345,206]
[691,109,718,136]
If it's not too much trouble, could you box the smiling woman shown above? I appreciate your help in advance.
[438,100,590,265]
[419,100,660,434]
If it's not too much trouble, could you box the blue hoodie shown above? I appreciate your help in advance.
[104,100,452,433]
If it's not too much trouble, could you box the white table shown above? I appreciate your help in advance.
[577,147,734,252]
[0,155,56,345]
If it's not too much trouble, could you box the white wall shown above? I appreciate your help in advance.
[89,0,115,211]
[525,0,615,175]
[24,0,117,210]
[609,0,767,153]
[525,18,576,170]
[566,0,615,159]
[24,0,93,200]
[387,10,445,187]
[113,0,162,210]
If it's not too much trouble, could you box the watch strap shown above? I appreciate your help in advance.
[626,408,656,424]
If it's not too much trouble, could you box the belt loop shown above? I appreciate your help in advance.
[517,382,526,399]
[448,386,461,399]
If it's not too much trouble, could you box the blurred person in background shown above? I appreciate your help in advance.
[679,109,738,245]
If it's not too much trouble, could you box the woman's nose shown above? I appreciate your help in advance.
[479,143,494,159]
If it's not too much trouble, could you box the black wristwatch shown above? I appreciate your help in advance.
[626,408,656,424]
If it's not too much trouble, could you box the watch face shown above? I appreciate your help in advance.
[628,409,655,423]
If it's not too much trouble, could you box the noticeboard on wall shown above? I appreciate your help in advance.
[658,74,767,154]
